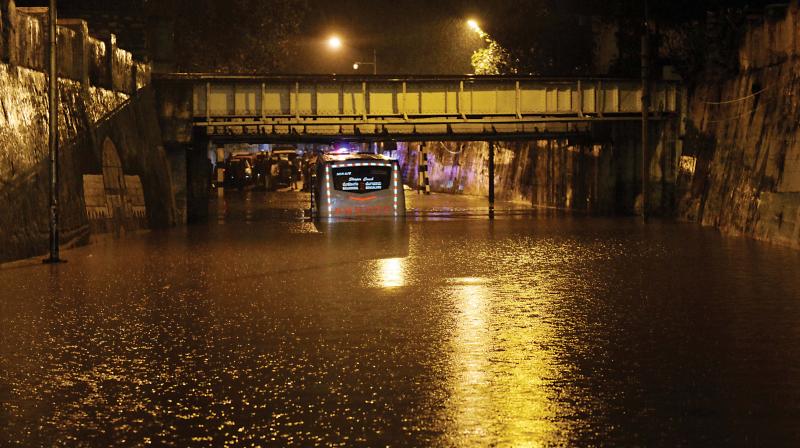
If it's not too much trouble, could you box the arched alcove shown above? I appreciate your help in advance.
[102,137,126,218]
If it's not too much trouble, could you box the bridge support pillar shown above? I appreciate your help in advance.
[165,144,187,224]
[488,141,495,219]
[186,138,211,223]
[417,143,430,195]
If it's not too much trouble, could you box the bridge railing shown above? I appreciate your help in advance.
[154,74,683,139]
[178,75,680,120]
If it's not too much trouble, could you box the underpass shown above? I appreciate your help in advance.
[4,1,800,445]
[154,74,685,222]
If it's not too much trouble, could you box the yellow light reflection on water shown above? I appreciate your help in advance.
[377,257,405,288]
[447,276,559,446]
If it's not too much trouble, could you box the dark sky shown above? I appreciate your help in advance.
[289,0,494,74]
[15,0,782,75]
[16,0,486,73]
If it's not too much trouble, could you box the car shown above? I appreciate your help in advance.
[224,156,255,190]
[269,148,299,188]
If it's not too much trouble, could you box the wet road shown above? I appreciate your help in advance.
[3,191,800,446]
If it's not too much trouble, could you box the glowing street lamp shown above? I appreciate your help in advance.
[327,35,342,50]
[466,18,487,39]
[353,49,378,75]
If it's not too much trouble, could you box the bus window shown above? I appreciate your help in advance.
[332,165,392,194]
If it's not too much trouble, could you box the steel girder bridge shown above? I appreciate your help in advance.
[154,74,683,142]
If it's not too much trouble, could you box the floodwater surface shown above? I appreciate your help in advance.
[2,191,800,446]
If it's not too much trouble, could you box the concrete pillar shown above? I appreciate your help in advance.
[186,147,211,223]
[166,144,187,225]
[417,142,430,194]
[131,62,138,94]
[58,19,89,86]
[103,33,116,91]
[0,1,4,62]
[1,0,18,65]
[488,141,495,218]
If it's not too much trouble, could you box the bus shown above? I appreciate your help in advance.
[313,153,406,218]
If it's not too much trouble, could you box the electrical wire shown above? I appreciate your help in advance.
[438,141,466,155]
[706,96,774,123]
[703,84,772,105]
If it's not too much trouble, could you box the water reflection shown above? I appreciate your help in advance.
[449,278,490,440]
[5,192,800,446]
[377,257,406,288]
[448,272,561,446]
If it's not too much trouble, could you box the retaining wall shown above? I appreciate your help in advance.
[678,2,800,248]
[1,1,147,94]
[0,0,173,262]
[398,120,681,215]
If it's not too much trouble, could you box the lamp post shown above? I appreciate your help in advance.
[44,0,63,264]
[353,49,377,75]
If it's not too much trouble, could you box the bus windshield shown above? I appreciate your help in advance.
[331,165,391,194]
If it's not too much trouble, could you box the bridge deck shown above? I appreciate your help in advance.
[155,74,682,140]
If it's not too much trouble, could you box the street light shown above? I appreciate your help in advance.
[327,35,342,50]
[45,0,63,264]
[353,49,377,75]
[466,18,487,39]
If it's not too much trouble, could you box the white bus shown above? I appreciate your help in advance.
[313,153,406,218]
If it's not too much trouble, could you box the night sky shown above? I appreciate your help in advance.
[14,0,781,75]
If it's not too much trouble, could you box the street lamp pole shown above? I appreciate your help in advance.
[45,0,63,264]
[641,0,650,221]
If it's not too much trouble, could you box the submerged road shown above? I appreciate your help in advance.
[2,191,800,446]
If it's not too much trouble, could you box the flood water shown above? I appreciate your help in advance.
[2,191,800,447]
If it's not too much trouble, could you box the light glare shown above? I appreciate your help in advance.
[328,35,342,50]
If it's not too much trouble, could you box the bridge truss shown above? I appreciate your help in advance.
[155,74,683,141]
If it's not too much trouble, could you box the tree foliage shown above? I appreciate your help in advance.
[470,0,594,76]
[475,0,774,78]
[171,0,308,73]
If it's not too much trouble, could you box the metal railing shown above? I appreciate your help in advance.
[156,74,682,139]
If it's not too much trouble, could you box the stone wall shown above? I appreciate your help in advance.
[0,0,174,262]
[678,2,800,249]
[1,2,147,95]
[398,120,681,215]
[0,65,175,262]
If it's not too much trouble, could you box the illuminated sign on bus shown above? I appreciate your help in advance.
[332,166,391,194]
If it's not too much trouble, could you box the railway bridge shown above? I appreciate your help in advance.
[154,74,683,142]
[152,74,685,222]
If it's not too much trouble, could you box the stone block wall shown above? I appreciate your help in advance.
[397,121,680,216]
[0,0,173,263]
[1,1,146,95]
[678,2,800,249]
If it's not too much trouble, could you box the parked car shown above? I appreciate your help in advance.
[224,156,254,190]
[269,148,298,189]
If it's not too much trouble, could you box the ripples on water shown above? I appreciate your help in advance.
[2,202,800,446]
